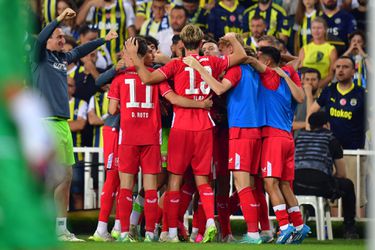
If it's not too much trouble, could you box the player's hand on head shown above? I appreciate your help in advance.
[125,37,138,55]
[105,30,118,41]
[183,56,200,69]
[202,95,213,109]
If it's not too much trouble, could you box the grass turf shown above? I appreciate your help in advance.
[64,239,366,250]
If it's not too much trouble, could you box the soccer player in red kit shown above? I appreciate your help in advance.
[126,25,247,242]
[248,46,310,244]
[108,37,213,243]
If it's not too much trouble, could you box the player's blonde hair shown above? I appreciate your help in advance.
[180,24,204,50]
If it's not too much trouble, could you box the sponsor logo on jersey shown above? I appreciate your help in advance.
[329,107,353,120]
[53,62,67,71]
[146,198,157,203]
[350,98,357,106]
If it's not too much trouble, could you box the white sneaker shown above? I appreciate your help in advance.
[88,230,114,242]
[159,231,169,242]
[58,230,85,242]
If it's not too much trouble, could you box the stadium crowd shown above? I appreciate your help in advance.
[24,0,369,246]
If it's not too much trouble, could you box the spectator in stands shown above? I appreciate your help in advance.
[56,0,78,38]
[135,0,153,31]
[157,5,188,57]
[183,0,209,31]
[208,0,245,41]
[294,111,359,239]
[139,0,170,38]
[73,50,101,103]
[343,30,370,89]
[281,0,298,15]
[244,15,267,50]
[291,0,322,56]
[243,0,290,43]
[308,56,367,216]
[67,78,88,210]
[79,24,112,70]
[299,17,337,89]
[351,0,367,32]
[76,0,136,63]
[321,0,357,55]
[293,68,321,136]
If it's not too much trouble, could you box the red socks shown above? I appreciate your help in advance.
[216,195,231,237]
[288,206,304,228]
[167,191,180,228]
[118,188,133,232]
[162,192,168,232]
[273,204,290,229]
[197,184,214,220]
[196,200,206,235]
[229,191,240,214]
[178,183,196,222]
[98,171,120,222]
[238,187,259,233]
[144,190,158,232]
[254,177,270,231]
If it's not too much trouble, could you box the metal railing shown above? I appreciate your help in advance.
[73,147,374,221]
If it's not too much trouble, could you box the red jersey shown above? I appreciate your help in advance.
[260,65,302,91]
[158,55,229,131]
[108,67,171,145]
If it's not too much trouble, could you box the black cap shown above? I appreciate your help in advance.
[308,111,329,128]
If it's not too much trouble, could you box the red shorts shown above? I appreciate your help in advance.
[103,126,119,171]
[213,127,229,178]
[260,136,295,181]
[168,128,213,176]
[118,144,161,175]
[228,128,262,175]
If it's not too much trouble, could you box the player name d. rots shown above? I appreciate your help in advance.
[131,111,150,118]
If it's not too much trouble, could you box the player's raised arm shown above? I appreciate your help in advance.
[33,8,76,62]
[274,67,305,104]
[245,56,267,73]
[126,37,165,85]
[224,33,247,67]
[183,56,232,96]
[65,30,118,65]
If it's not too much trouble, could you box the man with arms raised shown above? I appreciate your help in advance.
[31,7,118,241]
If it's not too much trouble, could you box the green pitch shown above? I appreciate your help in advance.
[65,239,366,250]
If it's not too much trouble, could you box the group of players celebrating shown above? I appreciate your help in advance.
[88,23,311,244]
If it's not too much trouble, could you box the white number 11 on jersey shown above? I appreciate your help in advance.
[125,79,153,108]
